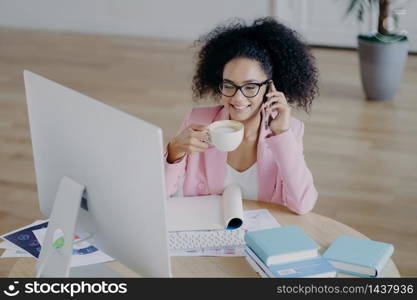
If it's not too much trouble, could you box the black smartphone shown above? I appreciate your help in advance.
[263,92,268,104]
[263,80,273,129]
[263,80,273,104]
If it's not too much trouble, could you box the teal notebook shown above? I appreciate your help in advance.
[246,247,337,278]
[323,235,394,278]
[244,225,320,266]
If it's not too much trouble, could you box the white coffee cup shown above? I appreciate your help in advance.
[208,120,244,152]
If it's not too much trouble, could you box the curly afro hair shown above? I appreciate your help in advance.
[192,17,318,113]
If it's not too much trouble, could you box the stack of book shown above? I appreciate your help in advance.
[245,225,395,278]
[244,225,337,278]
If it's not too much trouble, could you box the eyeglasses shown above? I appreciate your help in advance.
[219,79,271,98]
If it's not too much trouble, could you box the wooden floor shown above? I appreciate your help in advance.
[0,28,416,277]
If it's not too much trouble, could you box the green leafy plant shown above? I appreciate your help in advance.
[345,0,408,42]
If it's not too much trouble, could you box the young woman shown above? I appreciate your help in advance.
[165,17,318,215]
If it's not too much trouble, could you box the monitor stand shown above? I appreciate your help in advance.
[36,176,124,277]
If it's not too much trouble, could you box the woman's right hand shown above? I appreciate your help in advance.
[167,124,210,163]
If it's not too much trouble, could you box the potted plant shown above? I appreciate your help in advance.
[345,0,409,100]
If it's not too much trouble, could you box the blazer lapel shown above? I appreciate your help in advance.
[257,104,278,202]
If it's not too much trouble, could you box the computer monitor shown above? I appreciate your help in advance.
[23,70,171,277]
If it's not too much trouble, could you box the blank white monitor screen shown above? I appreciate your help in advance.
[23,70,171,277]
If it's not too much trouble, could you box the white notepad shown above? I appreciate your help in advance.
[166,184,243,231]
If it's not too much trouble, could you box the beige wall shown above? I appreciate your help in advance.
[0,0,270,40]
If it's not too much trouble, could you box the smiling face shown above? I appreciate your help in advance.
[221,57,269,123]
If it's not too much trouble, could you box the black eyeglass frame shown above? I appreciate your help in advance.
[218,79,272,98]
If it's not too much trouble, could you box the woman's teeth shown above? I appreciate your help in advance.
[232,104,250,110]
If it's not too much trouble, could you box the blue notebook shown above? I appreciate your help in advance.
[246,247,337,278]
[323,235,394,277]
[244,225,320,266]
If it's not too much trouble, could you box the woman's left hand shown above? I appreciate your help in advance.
[264,82,291,135]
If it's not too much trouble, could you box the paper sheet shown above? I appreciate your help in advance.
[1,220,113,267]
[0,240,21,251]
[167,184,243,231]
[1,220,48,258]
[1,249,33,258]
[242,209,281,232]
[32,228,114,267]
